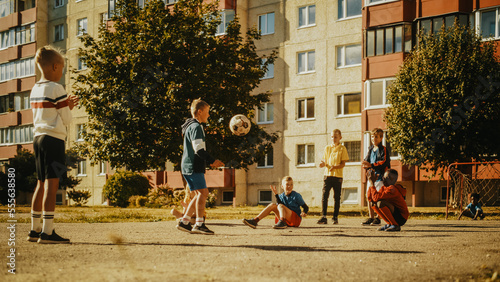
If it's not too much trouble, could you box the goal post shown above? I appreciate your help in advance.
[446,161,500,219]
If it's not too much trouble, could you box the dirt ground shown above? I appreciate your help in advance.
[1,218,499,281]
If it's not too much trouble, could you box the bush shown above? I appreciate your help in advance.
[206,189,218,208]
[67,189,92,206]
[103,171,151,207]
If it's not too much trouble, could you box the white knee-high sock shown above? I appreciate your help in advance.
[31,210,42,232]
[42,211,55,235]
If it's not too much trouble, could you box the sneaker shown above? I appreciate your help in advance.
[191,223,214,235]
[332,218,339,225]
[273,220,287,229]
[176,221,193,233]
[361,218,374,225]
[27,230,41,242]
[37,231,70,244]
[370,218,381,226]
[378,224,390,231]
[243,218,258,229]
[317,217,327,224]
[385,225,401,232]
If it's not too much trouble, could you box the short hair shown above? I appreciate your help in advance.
[471,193,480,200]
[281,176,293,183]
[332,129,342,136]
[371,128,384,138]
[35,46,63,68]
[387,169,398,185]
[190,99,209,117]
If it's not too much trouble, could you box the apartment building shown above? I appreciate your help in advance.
[362,0,500,207]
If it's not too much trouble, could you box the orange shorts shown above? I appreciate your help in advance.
[275,211,302,227]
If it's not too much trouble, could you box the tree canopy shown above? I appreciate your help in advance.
[385,24,500,173]
[74,0,277,172]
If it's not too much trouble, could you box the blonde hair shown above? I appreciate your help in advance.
[332,129,342,136]
[371,128,384,138]
[281,176,293,183]
[35,46,63,69]
[190,99,209,117]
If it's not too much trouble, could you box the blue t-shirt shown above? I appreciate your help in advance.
[278,191,305,218]
[466,203,482,215]
[370,150,383,182]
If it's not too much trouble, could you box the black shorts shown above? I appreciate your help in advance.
[33,135,67,181]
[393,208,407,226]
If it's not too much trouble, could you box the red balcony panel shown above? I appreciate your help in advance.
[19,109,33,125]
[0,79,19,95]
[20,8,36,25]
[19,143,33,152]
[0,145,19,159]
[364,0,414,28]
[20,76,35,92]
[20,42,36,58]
[475,0,500,9]
[365,108,386,132]
[0,13,19,31]
[0,111,20,127]
[220,0,236,10]
[366,53,404,80]
[0,46,19,63]
[417,0,472,19]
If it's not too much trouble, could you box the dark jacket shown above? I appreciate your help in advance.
[364,143,391,176]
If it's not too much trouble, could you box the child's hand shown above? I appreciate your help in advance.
[301,212,307,217]
[270,185,278,195]
[68,95,80,110]
[366,169,378,185]
[319,160,326,168]
[362,161,371,168]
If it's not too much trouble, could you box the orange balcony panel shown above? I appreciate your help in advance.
[20,42,36,58]
[20,8,36,25]
[0,13,19,31]
[0,112,20,127]
[475,0,500,9]
[20,76,35,92]
[417,0,472,18]
[0,47,19,63]
[0,79,19,95]
[363,108,386,132]
[366,53,404,80]
[0,145,19,160]
[220,0,236,10]
[364,0,415,28]
[19,109,33,125]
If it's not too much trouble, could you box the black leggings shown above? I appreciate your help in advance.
[321,176,343,219]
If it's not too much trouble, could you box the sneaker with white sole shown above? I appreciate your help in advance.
[317,217,327,224]
[370,218,381,226]
[176,221,193,233]
[27,230,41,242]
[273,220,287,229]
[378,224,390,231]
[385,225,401,232]
[242,218,258,229]
[37,231,70,244]
[191,223,214,235]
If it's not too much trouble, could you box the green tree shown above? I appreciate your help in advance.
[74,0,277,171]
[385,24,500,174]
[103,171,151,207]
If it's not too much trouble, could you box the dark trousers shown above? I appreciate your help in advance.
[321,176,343,219]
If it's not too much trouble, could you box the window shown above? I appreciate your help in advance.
[298,5,315,28]
[364,0,398,6]
[259,190,272,204]
[55,0,64,8]
[341,187,358,204]
[338,0,361,20]
[0,125,34,145]
[297,51,315,74]
[364,78,395,108]
[0,0,15,18]
[16,24,35,45]
[14,92,30,111]
[108,0,116,17]
[297,98,314,120]
[78,57,87,70]
[478,8,500,39]
[257,102,273,124]
[137,0,145,8]
[216,10,235,35]
[297,144,315,166]
[77,18,87,36]
[419,14,473,37]
[365,24,412,57]
[337,93,361,116]
[261,58,274,79]
[77,160,87,176]
[99,12,108,25]
[0,29,14,50]
[98,161,106,175]
[0,57,35,82]
[0,95,11,113]
[259,12,275,35]
[76,124,85,141]
[222,191,234,204]
[344,141,361,163]
[257,147,273,168]
[337,44,361,68]
[54,24,64,42]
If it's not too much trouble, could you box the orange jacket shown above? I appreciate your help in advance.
[368,184,409,220]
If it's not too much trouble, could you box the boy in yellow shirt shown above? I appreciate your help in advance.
[318,129,349,224]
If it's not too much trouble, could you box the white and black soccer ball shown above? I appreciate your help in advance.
[229,114,251,136]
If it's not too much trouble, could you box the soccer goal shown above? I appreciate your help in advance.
[446,161,500,219]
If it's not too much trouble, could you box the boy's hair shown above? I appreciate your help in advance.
[371,128,384,138]
[281,176,293,183]
[332,129,342,136]
[387,169,398,185]
[190,99,209,117]
[35,46,63,68]
[471,193,480,200]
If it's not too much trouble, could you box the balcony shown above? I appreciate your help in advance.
[363,0,415,28]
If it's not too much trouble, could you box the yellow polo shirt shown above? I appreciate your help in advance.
[323,143,349,178]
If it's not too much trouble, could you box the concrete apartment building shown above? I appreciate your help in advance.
[361,0,500,207]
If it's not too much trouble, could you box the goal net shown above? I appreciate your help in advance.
[446,162,500,218]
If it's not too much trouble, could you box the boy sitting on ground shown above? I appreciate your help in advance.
[243,176,309,229]
[458,193,485,220]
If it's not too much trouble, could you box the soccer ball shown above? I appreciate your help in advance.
[229,114,251,136]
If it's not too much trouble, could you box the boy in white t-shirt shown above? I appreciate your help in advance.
[27,46,78,244]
